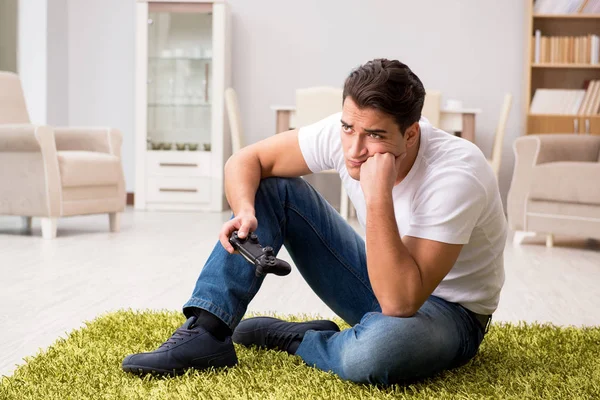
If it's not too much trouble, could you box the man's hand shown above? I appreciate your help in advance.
[219,211,258,254]
[359,153,405,202]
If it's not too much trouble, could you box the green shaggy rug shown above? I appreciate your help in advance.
[1,310,599,400]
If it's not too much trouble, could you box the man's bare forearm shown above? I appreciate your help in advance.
[366,196,422,317]
[224,151,262,216]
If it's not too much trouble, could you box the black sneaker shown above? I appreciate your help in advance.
[122,316,237,376]
[232,316,340,355]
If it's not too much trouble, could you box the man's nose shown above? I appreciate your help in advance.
[348,137,366,158]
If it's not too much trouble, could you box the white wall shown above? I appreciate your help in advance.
[67,0,136,190]
[0,0,18,73]
[46,0,69,126]
[228,0,525,206]
[15,0,68,125]
[57,0,525,201]
[17,0,48,123]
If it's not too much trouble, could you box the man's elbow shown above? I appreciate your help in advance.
[381,303,419,318]
[224,152,239,174]
[225,149,261,176]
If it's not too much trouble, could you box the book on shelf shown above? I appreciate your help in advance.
[586,80,600,114]
[530,80,600,115]
[582,0,600,13]
[534,0,600,14]
[532,31,599,64]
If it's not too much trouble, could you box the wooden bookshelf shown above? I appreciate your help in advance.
[525,1,600,135]
[533,14,600,19]
[527,114,600,134]
[532,63,600,68]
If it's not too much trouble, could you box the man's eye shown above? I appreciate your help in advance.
[369,133,382,139]
[341,124,352,133]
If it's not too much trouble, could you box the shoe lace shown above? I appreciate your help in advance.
[265,331,300,352]
[159,328,194,349]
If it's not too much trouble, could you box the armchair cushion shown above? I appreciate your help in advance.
[57,151,121,188]
[530,162,600,205]
[535,134,600,164]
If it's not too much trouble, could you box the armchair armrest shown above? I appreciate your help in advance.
[0,124,62,217]
[53,127,123,158]
[534,134,600,164]
[0,124,48,152]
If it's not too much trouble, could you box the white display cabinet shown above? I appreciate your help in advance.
[135,0,231,211]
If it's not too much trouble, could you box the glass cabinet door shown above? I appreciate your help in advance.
[146,3,213,152]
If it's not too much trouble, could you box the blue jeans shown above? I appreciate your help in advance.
[183,177,484,385]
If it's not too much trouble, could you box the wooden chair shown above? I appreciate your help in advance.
[295,87,350,220]
[224,87,244,153]
[421,90,441,127]
[488,94,512,179]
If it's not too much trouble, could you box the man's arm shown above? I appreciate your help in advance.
[360,152,466,317]
[220,129,311,251]
[224,129,311,217]
[366,196,462,317]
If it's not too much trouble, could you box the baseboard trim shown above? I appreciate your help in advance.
[127,193,134,206]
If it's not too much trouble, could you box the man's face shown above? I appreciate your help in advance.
[340,96,408,181]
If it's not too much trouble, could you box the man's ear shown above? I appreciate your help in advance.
[404,121,420,147]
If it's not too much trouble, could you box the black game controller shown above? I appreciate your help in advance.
[229,230,291,277]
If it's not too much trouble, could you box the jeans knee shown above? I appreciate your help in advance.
[257,176,299,194]
[256,176,279,195]
[256,177,311,204]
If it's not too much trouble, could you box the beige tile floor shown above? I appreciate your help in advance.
[1,207,599,377]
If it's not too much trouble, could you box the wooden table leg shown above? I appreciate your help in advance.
[276,110,292,134]
[461,113,475,143]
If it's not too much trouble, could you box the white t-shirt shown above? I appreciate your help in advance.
[298,112,506,315]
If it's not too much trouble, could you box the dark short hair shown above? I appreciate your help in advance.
[342,59,426,135]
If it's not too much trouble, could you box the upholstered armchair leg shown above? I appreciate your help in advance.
[513,231,536,245]
[41,217,57,239]
[109,212,121,232]
[546,234,554,248]
[22,217,32,230]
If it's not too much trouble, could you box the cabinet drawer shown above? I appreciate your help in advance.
[146,176,211,204]
[146,151,211,177]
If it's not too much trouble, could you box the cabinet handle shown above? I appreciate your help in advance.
[585,119,590,135]
[159,163,198,167]
[573,118,579,134]
[147,18,154,25]
[159,188,198,193]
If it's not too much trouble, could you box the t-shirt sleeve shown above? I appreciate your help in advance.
[405,171,487,244]
[297,112,341,173]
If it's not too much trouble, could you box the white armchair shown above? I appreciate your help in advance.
[0,71,126,239]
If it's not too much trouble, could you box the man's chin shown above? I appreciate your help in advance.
[346,166,361,181]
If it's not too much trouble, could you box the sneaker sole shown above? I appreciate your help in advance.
[122,364,187,376]
[122,359,238,377]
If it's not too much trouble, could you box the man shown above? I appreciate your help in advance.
[122,58,506,385]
